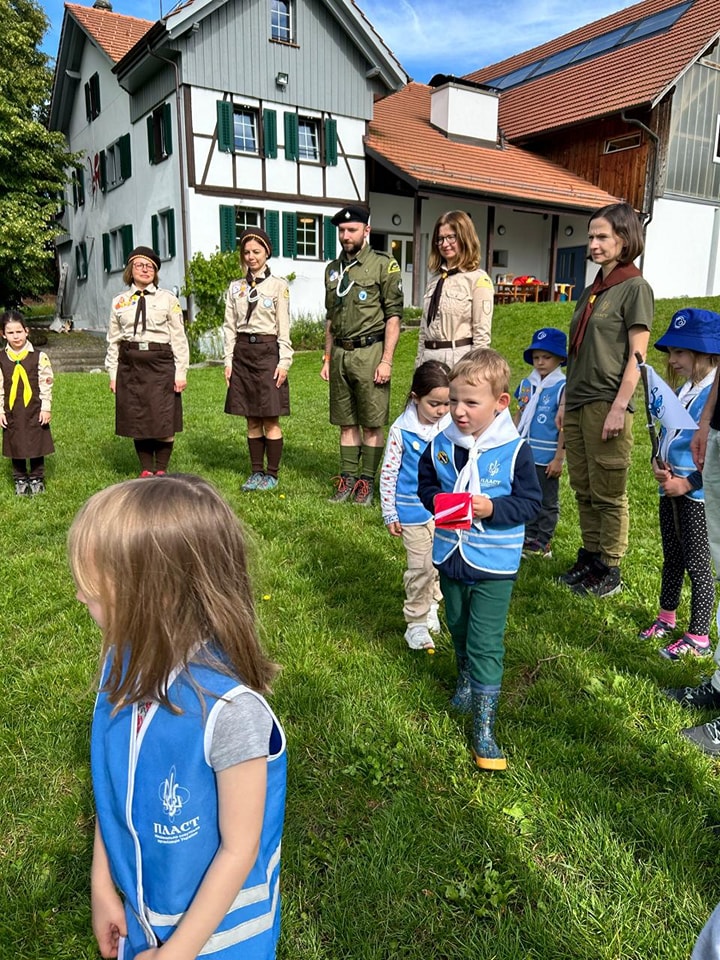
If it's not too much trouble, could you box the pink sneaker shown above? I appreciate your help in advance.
[639,618,674,641]
[659,634,711,660]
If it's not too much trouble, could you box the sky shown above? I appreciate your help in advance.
[40,0,634,79]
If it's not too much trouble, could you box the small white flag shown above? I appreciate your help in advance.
[642,363,698,432]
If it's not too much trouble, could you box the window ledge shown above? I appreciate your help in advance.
[269,37,299,48]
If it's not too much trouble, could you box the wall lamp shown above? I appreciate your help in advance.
[276,72,289,87]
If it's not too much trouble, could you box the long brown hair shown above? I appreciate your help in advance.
[428,211,481,273]
[68,474,277,711]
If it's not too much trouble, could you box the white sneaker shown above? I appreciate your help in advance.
[427,602,441,633]
[404,624,435,651]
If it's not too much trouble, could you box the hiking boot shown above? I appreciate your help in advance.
[659,634,711,660]
[328,474,357,503]
[450,656,472,714]
[404,624,435,651]
[28,478,45,495]
[471,689,507,771]
[427,601,441,634]
[571,562,621,598]
[558,548,597,586]
[352,477,374,506]
[256,474,278,490]
[14,478,29,496]
[242,471,265,491]
[639,618,675,641]
[681,718,720,757]
[664,679,720,710]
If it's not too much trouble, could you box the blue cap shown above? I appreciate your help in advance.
[523,327,568,365]
[655,309,720,354]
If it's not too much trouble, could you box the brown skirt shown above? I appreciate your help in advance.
[115,342,183,438]
[225,336,290,418]
[3,397,54,459]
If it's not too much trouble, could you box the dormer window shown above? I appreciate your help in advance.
[271,0,292,42]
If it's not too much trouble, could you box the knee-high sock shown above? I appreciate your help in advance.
[360,443,383,480]
[154,440,174,472]
[133,439,154,472]
[265,437,283,478]
[247,436,266,474]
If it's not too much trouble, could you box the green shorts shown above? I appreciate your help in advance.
[329,341,390,427]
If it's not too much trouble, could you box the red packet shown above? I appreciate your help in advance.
[434,492,473,529]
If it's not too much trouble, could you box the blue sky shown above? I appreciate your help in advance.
[40,0,633,79]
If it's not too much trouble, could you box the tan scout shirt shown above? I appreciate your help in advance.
[416,268,494,366]
[105,284,190,381]
[223,273,293,370]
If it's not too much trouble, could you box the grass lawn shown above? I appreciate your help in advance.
[3,295,720,959]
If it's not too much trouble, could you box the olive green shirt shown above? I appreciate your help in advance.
[565,274,654,412]
[324,242,404,340]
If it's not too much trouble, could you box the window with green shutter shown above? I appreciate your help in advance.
[265,210,280,254]
[147,103,173,164]
[282,212,297,257]
[152,209,176,260]
[324,118,338,166]
[120,225,134,264]
[217,100,233,153]
[75,241,88,281]
[263,109,278,158]
[323,216,337,260]
[219,205,236,251]
[72,166,85,208]
[102,232,111,272]
[99,150,107,192]
[284,112,298,161]
[119,133,132,181]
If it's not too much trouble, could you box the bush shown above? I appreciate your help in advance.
[181,249,240,362]
[290,314,325,351]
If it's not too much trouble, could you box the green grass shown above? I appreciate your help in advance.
[3,295,720,959]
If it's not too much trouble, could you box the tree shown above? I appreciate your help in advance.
[0,0,72,306]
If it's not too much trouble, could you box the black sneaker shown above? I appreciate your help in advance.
[14,478,29,496]
[681,718,720,757]
[571,562,622,598]
[328,474,357,504]
[558,548,598,586]
[664,680,720,710]
[28,478,45,495]
[352,476,374,506]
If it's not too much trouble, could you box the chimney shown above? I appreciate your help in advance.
[429,75,499,148]
[93,0,113,10]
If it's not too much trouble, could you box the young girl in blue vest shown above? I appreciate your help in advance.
[68,474,286,960]
[638,309,719,661]
[380,360,451,651]
[514,327,567,558]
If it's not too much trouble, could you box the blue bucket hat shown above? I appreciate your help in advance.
[523,327,568,365]
[655,309,720,354]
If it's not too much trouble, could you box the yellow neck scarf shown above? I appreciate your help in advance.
[7,348,32,409]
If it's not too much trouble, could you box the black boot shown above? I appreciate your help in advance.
[471,687,506,771]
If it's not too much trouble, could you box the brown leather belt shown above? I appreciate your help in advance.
[424,337,473,350]
[236,333,277,343]
[334,333,384,351]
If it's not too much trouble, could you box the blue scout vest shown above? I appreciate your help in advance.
[430,431,525,576]
[659,382,713,502]
[517,376,565,465]
[396,427,433,524]
[91,658,286,960]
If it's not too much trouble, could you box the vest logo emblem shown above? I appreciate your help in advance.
[487,459,500,477]
[159,766,190,819]
[154,767,200,844]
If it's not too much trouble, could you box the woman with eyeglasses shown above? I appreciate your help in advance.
[415,211,494,368]
[105,246,190,476]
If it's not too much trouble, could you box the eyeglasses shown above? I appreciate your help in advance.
[436,234,458,246]
[133,261,156,271]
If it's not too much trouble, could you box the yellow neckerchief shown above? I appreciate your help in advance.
[6,345,32,409]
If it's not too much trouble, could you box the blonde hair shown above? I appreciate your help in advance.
[428,211,481,274]
[449,348,510,397]
[68,474,277,711]
[665,351,719,390]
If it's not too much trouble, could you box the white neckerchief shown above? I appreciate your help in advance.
[445,408,519,494]
[395,401,451,442]
[516,367,565,438]
[659,368,716,462]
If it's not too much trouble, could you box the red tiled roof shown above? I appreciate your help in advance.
[365,83,619,212]
[467,0,719,140]
[66,3,153,63]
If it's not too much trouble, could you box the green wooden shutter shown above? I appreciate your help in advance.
[120,225,134,264]
[75,244,83,278]
[265,210,280,254]
[147,115,155,164]
[102,233,111,272]
[283,112,298,161]
[166,209,176,257]
[91,73,101,117]
[151,214,159,254]
[84,82,92,123]
[99,150,107,192]
[119,133,132,180]
[263,109,277,159]
[77,165,85,205]
[282,212,297,257]
[163,102,173,157]
[216,100,233,153]
[219,205,236,252]
[323,216,337,260]
[324,118,337,166]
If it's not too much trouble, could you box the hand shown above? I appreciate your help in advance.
[0,413,7,428]
[662,475,692,498]
[273,366,287,388]
[224,366,232,387]
[174,379,187,393]
[386,520,403,536]
[545,457,564,478]
[691,422,710,470]
[472,494,494,520]
[92,885,126,959]
[38,410,51,425]
[555,405,564,432]
[602,406,625,441]
[109,380,117,394]
[374,360,392,385]
[651,459,671,482]
[320,359,330,382]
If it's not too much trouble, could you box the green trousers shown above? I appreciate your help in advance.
[440,574,514,687]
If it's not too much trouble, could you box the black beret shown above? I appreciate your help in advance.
[331,205,370,226]
[127,246,161,270]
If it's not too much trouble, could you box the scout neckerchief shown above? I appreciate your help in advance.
[395,400,451,443]
[569,263,641,356]
[244,267,271,322]
[516,366,565,438]
[133,289,147,336]
[6,345,33,409]
[446,408,519,496]
[426,266,460,327]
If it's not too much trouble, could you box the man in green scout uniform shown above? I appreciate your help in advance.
[321,205,403,506]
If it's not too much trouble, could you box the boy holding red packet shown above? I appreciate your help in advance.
[419,348,541,770]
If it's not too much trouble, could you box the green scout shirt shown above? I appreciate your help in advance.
[565,274,654,412]
[324,242,404,340]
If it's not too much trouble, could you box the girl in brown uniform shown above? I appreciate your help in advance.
[106,247,190,477]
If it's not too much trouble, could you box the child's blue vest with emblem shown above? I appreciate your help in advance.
[91,657,286,959]
[430,432,525,576]
[396,428,433,524]
[517,376,565,465]
[659,383,713,502]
